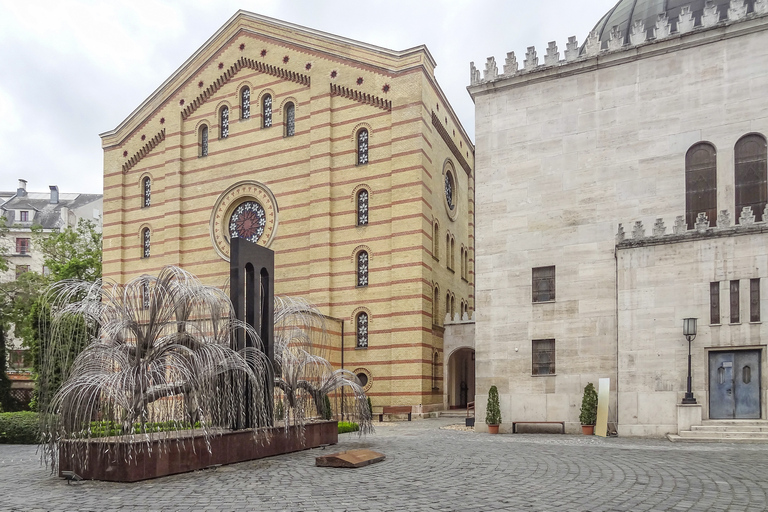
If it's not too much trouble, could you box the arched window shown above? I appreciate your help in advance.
[284,102,295,137]
[445,291,451,318]
[433,285,440,324]
[450,237,455,270]
[356,312,368,348]
[241,87,250,119]
[262,94,272,128]
[432,351,439,390]
[685,142,717,229]
[464,249,469,280]
[735,133,768,223]
[357,251,369,287]
[220,106,229,139]
[450,294,455,320]
[446,233,451,269]
[357,189,369,226]
[433,222,439,260]
[199,125,208,157]
[142,177,151,208]
[460,246,465,278]
[357,129,369,165]
[142,228,151,258]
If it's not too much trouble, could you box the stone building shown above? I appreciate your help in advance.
[469,0,768,436]
[1,179,103,369]
[101,11,475,411]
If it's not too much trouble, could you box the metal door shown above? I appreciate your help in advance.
[709,350,761,419]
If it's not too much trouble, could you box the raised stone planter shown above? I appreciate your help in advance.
[59,421,338,482]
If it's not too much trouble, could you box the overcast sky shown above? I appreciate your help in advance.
[0,0,617,195]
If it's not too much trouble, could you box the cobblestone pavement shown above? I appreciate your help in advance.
[2,417,768,511]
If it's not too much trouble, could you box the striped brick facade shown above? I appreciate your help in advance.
[100,11,474,409]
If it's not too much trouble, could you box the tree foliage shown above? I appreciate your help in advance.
[485,385,501,425]
[33,219,102,282]
[579,382,598,426]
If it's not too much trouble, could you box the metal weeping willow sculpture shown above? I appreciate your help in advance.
[38,260,372,478]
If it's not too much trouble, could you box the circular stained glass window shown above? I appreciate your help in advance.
[229,201,267,243]
[356,373,369,387]
[445,172,454,210]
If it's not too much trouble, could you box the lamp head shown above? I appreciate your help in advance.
[683,318,697,339]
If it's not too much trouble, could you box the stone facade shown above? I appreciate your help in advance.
[469,8,768,435]
[101,11,474,409]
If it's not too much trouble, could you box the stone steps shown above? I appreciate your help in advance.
[439,410,472,418]
[668,420,768,443]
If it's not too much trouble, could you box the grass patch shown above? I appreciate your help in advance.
[338,421,359,434]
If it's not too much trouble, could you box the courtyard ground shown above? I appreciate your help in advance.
[1,417,767,511]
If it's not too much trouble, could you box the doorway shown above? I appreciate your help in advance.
[709,350,761,419]
[447,348,475,409]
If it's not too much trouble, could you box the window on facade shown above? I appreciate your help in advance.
[15,265,29,278]
[445,291,451,318]
[241,87,250,119]
[735,133,768,223]
[685,142,717,229]
[142,177,151,208]
[19,211,28,222]
[446,233,451,269]
[142,228,151,258]
[356,312,368,348]
[532,339,556,375]
[357,129,369,165]
[220,106,229,139]
[450,294,455,320]
[433,286,439,324]
[15,238,30,254]
[262,94,272,128]
[730,280,740,323]
[464,249,469,280]
[751,278,760,322]
[357,189,369,226]
[285,102,295,137]
[433,223,439,260]
[532,266,556,302]
[200,125,208,157]
[356,372,368,387]
[357,251,368,287]
[710,282,720,325]
[460,247,465,278]
[432,352,439,390]
[142,281,150,309]
[445,169,455,211]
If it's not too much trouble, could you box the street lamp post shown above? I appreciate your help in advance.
[682,318,698,404]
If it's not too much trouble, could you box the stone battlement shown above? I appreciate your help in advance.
[616,206,768,248]
[470,0,768,86]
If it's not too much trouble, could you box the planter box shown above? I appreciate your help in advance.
[59,421,338,482]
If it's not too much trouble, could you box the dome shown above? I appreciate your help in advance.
[588,0,757,51]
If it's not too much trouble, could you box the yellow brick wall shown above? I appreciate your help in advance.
[102,12,474,408]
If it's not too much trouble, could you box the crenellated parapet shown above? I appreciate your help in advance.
[616,207,768,248]
[470,0,764,86]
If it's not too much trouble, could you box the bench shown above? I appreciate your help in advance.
[512,421,565,434]
[378,406,412,422]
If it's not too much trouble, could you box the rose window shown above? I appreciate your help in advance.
[229,201,267,243]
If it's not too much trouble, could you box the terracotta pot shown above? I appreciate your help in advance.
[488,424,500,434]
[581,424,594,435]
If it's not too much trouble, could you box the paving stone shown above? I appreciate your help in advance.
[2,418,768,510]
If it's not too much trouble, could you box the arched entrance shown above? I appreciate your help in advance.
[447,347,475,409]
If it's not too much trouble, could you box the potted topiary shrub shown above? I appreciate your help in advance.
[579,382,598,435]
[485,385,501,434]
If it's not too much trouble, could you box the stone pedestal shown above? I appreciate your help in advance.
[677,403,702,433]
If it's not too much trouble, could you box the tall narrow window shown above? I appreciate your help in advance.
[532,339,556,375]
[262,94,272,128]
[446,233,451,269]
[710,282,720,325]
[433,222,439,260]
[142,228,151,258]
[356,312,368,348]
[450,294,455,320]
[285,102,295,137]
[241,87,250,119]
[532,266,556,302]
[142,281,150,309]
[433,286,439,324]
[735,134,767,223]
[357,189,369,226]
[20,211,28,222]
[357,129,369,165]
[432,352,439,390]
[220,106,229,139]
[685,142,717,229]
[464,249,469,280]
[142,177,151,208]
[460,247,465,278]
[200,125,208,157]
[450,237,455,270]
[357,251,369,287]
[445,292,451,318]
[751,278,760,322]
[730,280,740,323]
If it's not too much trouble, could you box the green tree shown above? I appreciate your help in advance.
[33,219,102,281]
